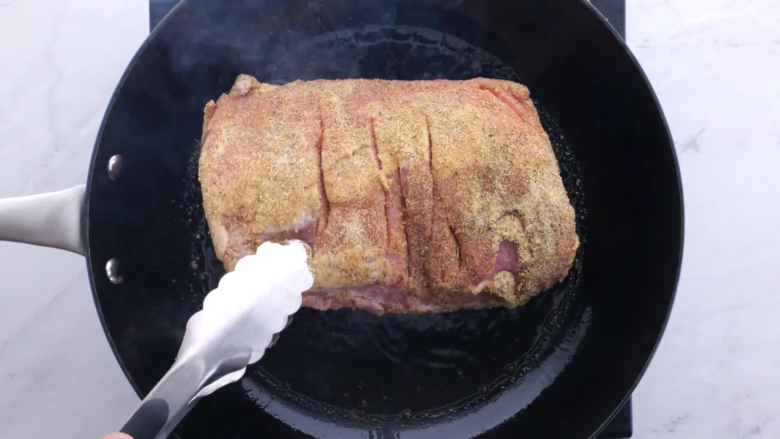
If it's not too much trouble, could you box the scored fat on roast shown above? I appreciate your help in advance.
[198,75,579,314]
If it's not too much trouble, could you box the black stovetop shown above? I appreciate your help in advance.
[147,1,631,437]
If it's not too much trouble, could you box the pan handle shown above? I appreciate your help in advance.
[0,185,86,255]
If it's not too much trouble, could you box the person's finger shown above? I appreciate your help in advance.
[102,433,132,439]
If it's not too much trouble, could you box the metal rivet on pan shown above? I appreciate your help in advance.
[107,155,123,181]
[106,259,123,284]
[268,333,280,348]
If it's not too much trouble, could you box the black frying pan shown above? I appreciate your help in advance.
[0,0,683,438]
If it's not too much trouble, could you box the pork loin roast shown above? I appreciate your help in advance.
[199,75,578,314]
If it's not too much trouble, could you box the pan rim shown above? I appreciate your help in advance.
[574,0,684,437]
[84,0,189,429]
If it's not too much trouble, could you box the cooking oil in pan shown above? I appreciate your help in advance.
[182,25,588,432]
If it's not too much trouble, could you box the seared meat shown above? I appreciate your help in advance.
[199,75,578,314]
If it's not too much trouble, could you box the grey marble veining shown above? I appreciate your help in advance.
[0,0,778,438]
[630,1,780,437]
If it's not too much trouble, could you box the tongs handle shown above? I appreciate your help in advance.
[121,398,184,439]
[120,352,249,439]
[119,241,310,438]
[120,358,202,439]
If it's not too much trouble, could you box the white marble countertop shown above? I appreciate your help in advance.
[0,0,778,438]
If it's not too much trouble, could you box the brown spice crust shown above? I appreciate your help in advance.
[199,75,579,313]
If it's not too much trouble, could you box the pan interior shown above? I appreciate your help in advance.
[183,25,587,431]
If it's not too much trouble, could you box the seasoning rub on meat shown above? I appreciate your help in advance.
[199,75,578,314]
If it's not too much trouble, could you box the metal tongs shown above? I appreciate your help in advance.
[119,241,313,439]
